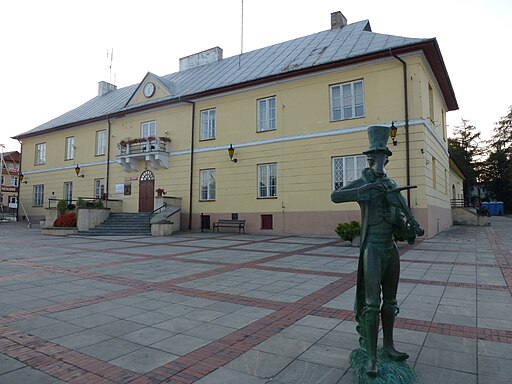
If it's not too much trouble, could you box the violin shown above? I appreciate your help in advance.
[385,185,425,242]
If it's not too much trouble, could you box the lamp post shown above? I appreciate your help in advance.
[390,122,398,146]
[75,164,84,178]
[228,144,237,163]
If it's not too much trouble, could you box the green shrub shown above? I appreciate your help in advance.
[76,198,86,209]
[57,199,68,215]
[94,199,104,208]
[335,221,361,242]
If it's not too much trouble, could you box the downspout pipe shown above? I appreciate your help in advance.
[390,51,412,208]
[106,116,111,198]
[182,100,196,230]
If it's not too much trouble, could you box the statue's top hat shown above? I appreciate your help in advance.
[363,125,393,156]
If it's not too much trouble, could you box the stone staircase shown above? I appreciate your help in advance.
[78,212,152,236]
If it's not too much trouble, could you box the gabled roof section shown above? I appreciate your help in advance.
[14,18,458,139]
[125,72,175,108]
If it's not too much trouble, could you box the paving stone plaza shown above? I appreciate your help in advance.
[0,217,511,383]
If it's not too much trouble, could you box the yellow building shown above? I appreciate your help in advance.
[14,12,459,238]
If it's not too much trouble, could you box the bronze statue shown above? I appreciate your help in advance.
[331,125,424,378]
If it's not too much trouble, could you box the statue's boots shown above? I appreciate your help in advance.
[381,304,409,361]
[365,310,379,377]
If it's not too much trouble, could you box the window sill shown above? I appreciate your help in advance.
[199,138,216,142]
[257,196,278,199]
[257,128,276,133]
[199,199,216,202]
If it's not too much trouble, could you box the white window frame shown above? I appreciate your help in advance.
[141,121,156,138]
[94,178,105,199]
[199,169,216,201]
[35,143,46,165]
[258,163,277,198]
[96,130,106,156]
[64,181,73,203]
[200,109,216,140]
[330,80,365,121]
[33,184,44,206]
[257,96,276,132]
[11,176,19,187]
[332,155,367,191]
[65,136,75,160]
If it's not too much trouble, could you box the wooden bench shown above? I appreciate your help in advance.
[212,219,246,234]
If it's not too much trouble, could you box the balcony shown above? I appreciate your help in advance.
[117,137,171,172]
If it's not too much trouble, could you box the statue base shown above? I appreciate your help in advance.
[349,348,415,384]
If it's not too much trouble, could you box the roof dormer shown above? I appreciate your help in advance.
[125,72,173,107]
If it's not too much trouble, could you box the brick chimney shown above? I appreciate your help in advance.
[331,11,347,29]
[98,81,117,97]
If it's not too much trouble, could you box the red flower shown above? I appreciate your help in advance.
[54,212,77,227]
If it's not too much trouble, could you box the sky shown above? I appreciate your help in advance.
[1,0,511,153]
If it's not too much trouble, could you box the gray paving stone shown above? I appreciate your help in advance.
[0,354,25,374]
[298,343,351,369]
[29,321,85,340]
[478,355,512,380]
[195,367,267,384]
[79,338,143,361]
[110,347,179,373]
[151,333,210,356]
[226,350,293,378]
[0,366,66,384]
[272,359,345,384]
[478,339,512,359]
[66,313,119,328]
[414,363,477,384]
[417,346,477,374]
[423,333,476,354]
[52,329,112,349]
[120,326,176,346]
[90,319,146,337]
[254,335,313,359]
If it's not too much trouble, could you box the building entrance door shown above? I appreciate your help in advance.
[139,170,155,212]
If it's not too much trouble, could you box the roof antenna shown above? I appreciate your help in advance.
[239,0,244,69]
[107,48,114,84]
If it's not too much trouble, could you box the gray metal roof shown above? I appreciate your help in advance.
[16,20,436,138]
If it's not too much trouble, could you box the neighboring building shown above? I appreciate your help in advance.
[14,12,459,238]
[0,150,21,218]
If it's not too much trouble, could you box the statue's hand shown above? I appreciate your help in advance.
[358,182,386,199]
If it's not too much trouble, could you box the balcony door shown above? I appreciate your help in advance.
[139,170,155,212]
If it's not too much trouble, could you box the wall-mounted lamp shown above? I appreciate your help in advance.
[74,164,84,178]
[390,122,398,146]
[227,144,237,163]
[19,173,27,184]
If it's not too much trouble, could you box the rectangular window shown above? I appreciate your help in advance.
[332,155,367,191]
[35,143,46,165]
[11,176,19,187]
[257,96,276,132]
[94,178,105,199]
[199,169,216,201]
[258,163,277,198]
[330,80,364,121]
[141,121,156,138]
[64,182,73,203]
[428,84,435,122]
[65,136,75,160]
[96,130,107,156]
[200,109,216,140]
[432,156,437,189]
[33,185,44,206]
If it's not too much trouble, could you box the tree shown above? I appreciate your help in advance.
[479,106,512,211]
[448,118,482,202]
